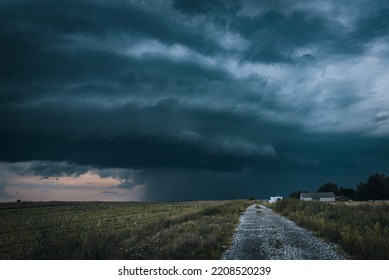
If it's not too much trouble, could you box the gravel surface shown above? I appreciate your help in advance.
[222,204,349,260]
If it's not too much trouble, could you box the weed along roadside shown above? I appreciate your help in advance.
[271,199,389,259]
[0,200,251,260]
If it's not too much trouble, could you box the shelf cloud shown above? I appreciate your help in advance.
[1,0,388,201]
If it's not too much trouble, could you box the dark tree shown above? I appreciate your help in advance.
[317,182,339,194]
[337,187,356,200]
[356,173,389,200]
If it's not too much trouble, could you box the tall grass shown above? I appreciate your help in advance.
[0,200,250,259]
[272,199,389,259]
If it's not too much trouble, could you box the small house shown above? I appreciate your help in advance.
[269,196,283,203]
[300,192,335,202]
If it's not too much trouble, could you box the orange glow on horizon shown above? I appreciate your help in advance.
[13,171,122,187]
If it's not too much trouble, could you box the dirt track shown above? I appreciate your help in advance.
[221,204,349,260]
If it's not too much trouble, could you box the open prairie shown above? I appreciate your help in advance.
[0,200,251,259]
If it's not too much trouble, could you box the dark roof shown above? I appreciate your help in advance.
[300,192,335,198]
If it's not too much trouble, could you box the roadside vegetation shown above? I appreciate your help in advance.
[272,199,389,259]
[0,200,251,259]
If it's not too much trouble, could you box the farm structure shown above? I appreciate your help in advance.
[269,196,283,203]
[300,192,335,202]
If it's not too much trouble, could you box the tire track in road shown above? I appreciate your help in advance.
[222,204,349,260]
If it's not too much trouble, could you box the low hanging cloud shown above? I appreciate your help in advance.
[177,131,276,158]
[8,161,89,179]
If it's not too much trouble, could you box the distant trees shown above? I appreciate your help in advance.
[356,173,389,201]
[317,182,356,199]
[317,182,339,194]
[337,186,356,199]
[288,190,309,199]
[289,172,389,201]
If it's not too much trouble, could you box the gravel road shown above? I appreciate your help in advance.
[221,204,349,260]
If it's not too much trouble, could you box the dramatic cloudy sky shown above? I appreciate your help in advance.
[1,0,389,201]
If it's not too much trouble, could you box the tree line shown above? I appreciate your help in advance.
[289,172,389,201]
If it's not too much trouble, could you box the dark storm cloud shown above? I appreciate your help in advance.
[0,100,277,172]
[173,0,240,16]
[8,161,89,179]
[235,9,378,63]
[0,52,231,106]
[234,9,333,63]
[352,6,389,41]
[234,1,389,63]
[0,0,221,83]
[1,0,389,200]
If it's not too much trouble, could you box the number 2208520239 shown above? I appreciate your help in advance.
[211,266,271,276]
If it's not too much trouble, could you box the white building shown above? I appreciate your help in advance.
[269,196,283,203]
[300,192,335,202]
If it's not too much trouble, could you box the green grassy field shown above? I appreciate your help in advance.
[271,199,389,259]
[0,200,251,260]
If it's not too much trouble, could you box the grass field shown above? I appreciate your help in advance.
[271,199,389,259]
[0,200,251,260]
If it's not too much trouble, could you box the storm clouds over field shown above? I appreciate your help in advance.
[1,0,389,201]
